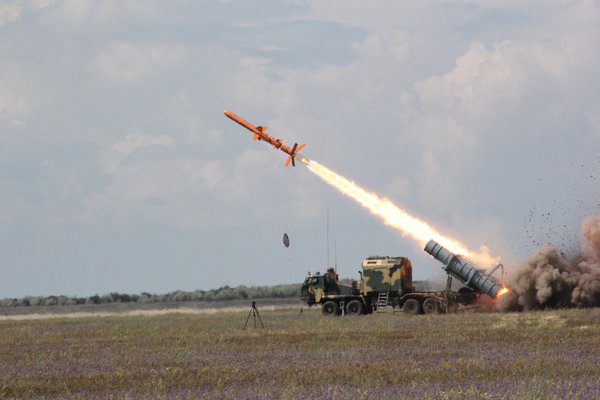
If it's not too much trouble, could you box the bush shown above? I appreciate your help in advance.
[0,282,306,309]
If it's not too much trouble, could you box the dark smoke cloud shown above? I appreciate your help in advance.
[497,214,600,311]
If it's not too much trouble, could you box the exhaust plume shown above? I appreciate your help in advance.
[497,214,600,311]
[304,159,497,266]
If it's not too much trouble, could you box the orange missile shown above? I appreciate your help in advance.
[224,110,306,167]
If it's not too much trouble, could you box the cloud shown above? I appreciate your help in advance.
[0,3,21,26]
[87,146,286,230]
[414,39,587,118]
[100,133,175,174]
[0,0,55,26]
[113,133,175,157]
[44,0,160,25]
[351,32,410,62]
[92,42,188,82]
[0,68,31,126]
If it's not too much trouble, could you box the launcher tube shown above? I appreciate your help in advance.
[424,239,501,298]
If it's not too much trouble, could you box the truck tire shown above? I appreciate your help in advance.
[402,298,421,315]
[422,298,439,314]
[345,300,364,315]
[322,301,339,316]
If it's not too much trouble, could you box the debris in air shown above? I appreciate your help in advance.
[283,233,290,248]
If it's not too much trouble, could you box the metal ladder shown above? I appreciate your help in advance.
[377,291,389,312]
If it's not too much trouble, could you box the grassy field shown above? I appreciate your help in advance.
[1,306,599,399]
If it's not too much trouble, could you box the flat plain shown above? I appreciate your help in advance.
[1,306,599,399]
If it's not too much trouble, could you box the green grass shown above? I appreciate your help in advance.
[1,307,599,399]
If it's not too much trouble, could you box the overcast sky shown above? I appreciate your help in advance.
[1,0,599,298]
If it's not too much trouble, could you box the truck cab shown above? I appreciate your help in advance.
[300,274,324,306]
[300,268,355,306]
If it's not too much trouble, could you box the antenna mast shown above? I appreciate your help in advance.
[326,208,330,267]
[335,240,337,269]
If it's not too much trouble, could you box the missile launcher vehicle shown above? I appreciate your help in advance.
[300,239,506,315]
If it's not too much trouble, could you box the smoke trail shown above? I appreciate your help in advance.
[303,158,497,266]
[497,214,600,311]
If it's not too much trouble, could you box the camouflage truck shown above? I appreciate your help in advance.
[300,256,468,316]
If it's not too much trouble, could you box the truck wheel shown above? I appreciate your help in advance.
[422,298,439,314]
[345,300,363,315]
[322,301,339,316]
[402,299,421,315]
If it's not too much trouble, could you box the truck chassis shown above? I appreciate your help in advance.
[319,289,461,316]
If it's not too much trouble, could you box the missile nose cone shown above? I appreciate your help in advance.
[224,110,237,122]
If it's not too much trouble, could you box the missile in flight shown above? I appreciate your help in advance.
[224,110,306,167]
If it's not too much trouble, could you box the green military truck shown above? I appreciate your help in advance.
[300,256,465,315]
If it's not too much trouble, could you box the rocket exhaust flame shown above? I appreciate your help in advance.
[304,159,498,266]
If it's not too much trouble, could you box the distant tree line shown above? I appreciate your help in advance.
[0,283,301,308]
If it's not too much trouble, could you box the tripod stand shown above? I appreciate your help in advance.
[243,301,264,329]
